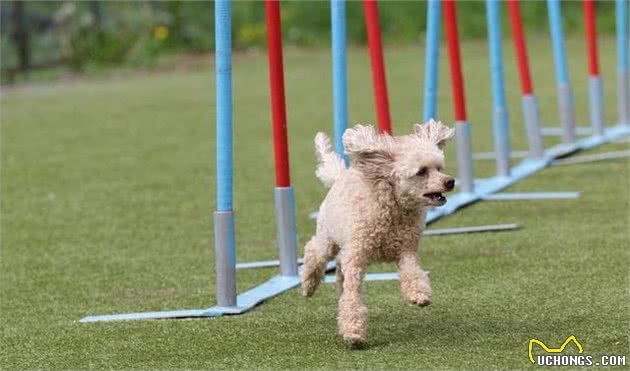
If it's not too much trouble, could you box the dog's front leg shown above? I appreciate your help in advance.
[337,253,368,348]
[335,258,344,298]
[398,250,432,306]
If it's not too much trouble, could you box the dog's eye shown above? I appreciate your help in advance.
[416,167,428,176]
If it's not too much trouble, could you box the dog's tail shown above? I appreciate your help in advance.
[314,132,346,188]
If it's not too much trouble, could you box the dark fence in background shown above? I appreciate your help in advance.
[0,1,618,85]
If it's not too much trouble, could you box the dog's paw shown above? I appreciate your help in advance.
[337,319,367,349]
[301,267,322,297]
[408,292,432,307]
[301,278,318,297]
[301,260,324,297]
[342,334,367,350]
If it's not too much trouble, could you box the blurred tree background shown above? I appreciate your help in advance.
[0,1,619,85]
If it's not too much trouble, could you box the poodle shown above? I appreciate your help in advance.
[301,120,456,348]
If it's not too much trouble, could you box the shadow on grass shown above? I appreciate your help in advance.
[365,306,531,351]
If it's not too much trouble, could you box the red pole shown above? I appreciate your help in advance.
[507,0,534,95]
[442,0,467,122]
[363,0,392,134]
[265,0,291,187]
[583,0,599,76]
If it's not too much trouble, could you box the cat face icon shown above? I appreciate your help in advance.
[528,336,584,364]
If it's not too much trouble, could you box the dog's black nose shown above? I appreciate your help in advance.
[444,177,455,190]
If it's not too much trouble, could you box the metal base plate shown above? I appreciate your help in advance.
[541,126,592,136]
[81,261,336,323]
[324,272,400,283]
[424,223,519,235]
[482,192,580,200]
[553,150,630,166]
[473,150,528,160]
[80,275,301,323]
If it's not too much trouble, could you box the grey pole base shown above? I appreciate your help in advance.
[424,223,519,235]
[214,210,237,307]
[558,82,576,143]
[589,76,605,136]
[618,70,630,126]
[455,121,475,193]
[274,186,298,277]
[522,94,545,158]
[493,107,510,177]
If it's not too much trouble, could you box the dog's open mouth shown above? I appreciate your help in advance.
[424,192,447,205]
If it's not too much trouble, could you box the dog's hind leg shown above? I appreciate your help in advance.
[302,236,338,297]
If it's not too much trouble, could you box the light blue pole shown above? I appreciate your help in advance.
[216,0,233,212]
[331,0,348,163]
[616,0,629,126]
[486,0,510,177]
[548,0,569,85]
[214,0,237,308]
[617,0,628,72]
[422,0,440,122]
[547,0,576,143]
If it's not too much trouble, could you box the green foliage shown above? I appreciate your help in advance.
[226,0,619,46]
[0,0,621,83]
[51,2,167,70]
[160,1,214,52]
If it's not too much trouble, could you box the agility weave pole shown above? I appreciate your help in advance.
[364,0,392,134]
[486,0,512,177]
[331,0,349,163]
[549,0,577,143]
[584,0,605,136]
[443,0,475,194]
[82,0,303,323]
[507,0,544,158]
[423,0,441,123]
[266,0,299,280]
[81,0,630,323]
[213,0,237,308]
[617,0,630,127]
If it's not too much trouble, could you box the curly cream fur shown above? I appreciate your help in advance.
[302,120,455,348]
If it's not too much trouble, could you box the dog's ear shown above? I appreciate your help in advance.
[343,124,383,155]
[343,124,395,178]
[414,119,455,149]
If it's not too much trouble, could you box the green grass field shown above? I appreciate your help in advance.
[2,35,628,369]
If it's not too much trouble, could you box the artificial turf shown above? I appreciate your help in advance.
[1,34,628,369]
